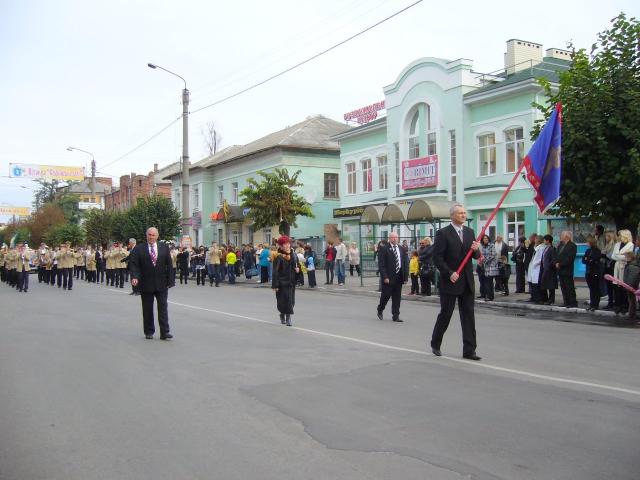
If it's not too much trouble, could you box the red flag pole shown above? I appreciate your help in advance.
[455,160,528,275]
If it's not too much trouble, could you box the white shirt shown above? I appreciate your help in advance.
[148,243,157,259]
[450,222,464,241]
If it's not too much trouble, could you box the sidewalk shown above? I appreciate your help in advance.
[227,270,638,327]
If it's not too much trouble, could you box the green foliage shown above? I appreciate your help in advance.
[55,193,82,224]
[240,168,314,236]
[533,13,640,235]
[121,195,181,242]
[32,179,61,210]
[45,223,85,247]
[84,208,115,246]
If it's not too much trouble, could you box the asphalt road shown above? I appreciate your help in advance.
[1,278,639,480]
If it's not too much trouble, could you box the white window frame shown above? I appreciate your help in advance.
[376,154,388,191]
[505,210,526,249]
[504,126,526,173]
[324,173,339,198]
[408,111,420,159]
[218,185,224,205]
[192,184,201,211]
[361,157,372,193]
[449,130,457,201]
[346,162,356,195]
[173,188,181,211]
[477,132,497,177]
[232,182,239,204]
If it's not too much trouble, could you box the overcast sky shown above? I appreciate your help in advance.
[1,0,637,219]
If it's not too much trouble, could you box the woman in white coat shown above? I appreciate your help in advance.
[527,235,546,303]
[611,229,634,314]
[348,242,361,276]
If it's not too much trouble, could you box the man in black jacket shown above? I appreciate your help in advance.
[430,203,482,360]
[376,231,409,322]
[555,231,577,308]
[129,227,176,340]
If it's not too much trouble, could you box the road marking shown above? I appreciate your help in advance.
[109,288,640,398]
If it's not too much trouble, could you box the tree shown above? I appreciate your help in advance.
[122,195,181,242]
[201,120,222,156]
[240,168,314,237]
[84,208,114,246]
[26,203,67,245]
[45,223,85,247]
[110,211,128,245]
[534,13,640,236]
[32,179,61,210]
[55,193,82,225]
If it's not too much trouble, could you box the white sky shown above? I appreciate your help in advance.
[1,0,637,219]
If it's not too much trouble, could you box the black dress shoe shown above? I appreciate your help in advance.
[280,313,286,324]
[145,335,153,339]
[463,353,482,361]
[392,317,403,322]
[160,333,173,340]
[432,348,442,356]
[376,311,383,321]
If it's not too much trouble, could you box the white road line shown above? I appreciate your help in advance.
[109,289,640,398]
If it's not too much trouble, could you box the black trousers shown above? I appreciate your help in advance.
[410,273,419,294]
[419,273,432,295]
[559,274,577,307]
[179,268,189,284]
[260,266,269,283]
[61,268,73,289]
[115,268,125,288]
[586,274,601,308]
[515,264,526,292]
[349,264,361,276]
[97,267,104,283]
[307,270,317,287]
[50,266,57,285]
[325,260,334,283]
[431,290,477,356]
[377,274,403,319]
[17,270,29,291]
[141,290,170,336]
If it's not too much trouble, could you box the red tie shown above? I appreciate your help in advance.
[150,245,157,266]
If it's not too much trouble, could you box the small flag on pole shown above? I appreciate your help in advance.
[523,103,562,213]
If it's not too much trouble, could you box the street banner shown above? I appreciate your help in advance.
[402,155,438,190]
[9,163,85,181]
[0,206,31,216]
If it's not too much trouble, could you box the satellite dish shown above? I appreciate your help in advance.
[304,191,317,204]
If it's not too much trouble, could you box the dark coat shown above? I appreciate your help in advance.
[129,242,175,293]
[556,241,577,277]
[271,252,299,289]
[582,247,602,278]
[524,244,535,271]
[418,244,434,275]
[495,242,509,259]
[540,245,558,290]
[432,224,481,296]
[377,242,409,285]
[511,244,527,265]
[176,251,189,270]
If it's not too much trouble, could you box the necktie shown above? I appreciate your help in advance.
[393,245,400,273]
[150,245,157,266]
[458,228,464,243]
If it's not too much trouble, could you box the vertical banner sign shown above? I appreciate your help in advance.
[402,155,438,190]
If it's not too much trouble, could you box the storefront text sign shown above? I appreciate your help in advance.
[0,206,31,216]
[333,206,366,218]
[10,163,86,181]
[343,101,385,125]
[402,156,438,190]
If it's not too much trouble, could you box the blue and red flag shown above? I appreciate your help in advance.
[523,103,562,213]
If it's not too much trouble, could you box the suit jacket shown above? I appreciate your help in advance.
[129,242,175,293]
[432,224,481,296]
[540,245,558,290]
[556,241,577,277]
[378,243,409,285]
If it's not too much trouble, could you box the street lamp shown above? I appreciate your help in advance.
[148,62,191,240]
[67,146,97,204]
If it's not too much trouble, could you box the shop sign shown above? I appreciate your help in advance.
[0,206,31,216]
[343,101,385,125]
[180,235,192,248]
[402,155,438,190]
[9,163,85,181]
[333,206,366,218]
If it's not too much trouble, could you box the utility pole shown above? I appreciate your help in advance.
[148,63,191,241]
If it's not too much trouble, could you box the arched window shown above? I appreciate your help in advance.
[409,111,420,159]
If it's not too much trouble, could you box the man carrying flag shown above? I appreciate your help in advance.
[429,103,562,358]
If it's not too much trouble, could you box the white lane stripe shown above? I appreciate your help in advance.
[110,289,640,398]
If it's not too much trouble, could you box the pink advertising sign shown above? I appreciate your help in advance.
[402,155,438,190]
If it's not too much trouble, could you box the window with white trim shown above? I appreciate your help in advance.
[361,158,372,192]
[218,185,224,205]
[232,182,239,204]
[408,111,420,159]
[346,162,356,194]
[394,142,400,195]
[376,155,388,190]
[192,184,200,211]
[506,210,526,249]
[427,132,437,156]
[173,188,181,211]
[505,127,525,173]
[478,133,496,176]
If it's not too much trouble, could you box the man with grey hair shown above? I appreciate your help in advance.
[555,230,577,308]
[430,203,482,360]
[129,227,175,340]
[376,231,409,322]
[125,238,138,295]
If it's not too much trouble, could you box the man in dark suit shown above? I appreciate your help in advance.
[376,231,409,322]
[129,227,175,340]
[430,204,482,360]
[555,231,577,308]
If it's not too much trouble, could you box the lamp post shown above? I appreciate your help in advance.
[67,146,96,205]
[148,63,191,241]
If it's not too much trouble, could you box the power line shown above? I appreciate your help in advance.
[190,0,423,115]
[100,115,182,171]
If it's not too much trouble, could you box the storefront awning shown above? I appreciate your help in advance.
[406,199,455,222]
[359,205,386,224]
[381,203,411,223]
[359,199,457,224]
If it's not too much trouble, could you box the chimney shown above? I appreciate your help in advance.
[131,172,136,179]
[545,48,571,60]
[154,163,158,172]
[504,39,543,75]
